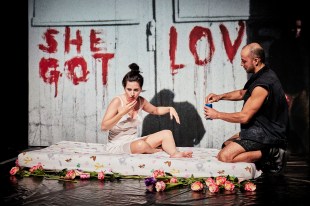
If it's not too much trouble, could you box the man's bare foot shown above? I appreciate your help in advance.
[170,151,193,158]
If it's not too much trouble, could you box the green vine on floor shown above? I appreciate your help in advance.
[10,161,256,193]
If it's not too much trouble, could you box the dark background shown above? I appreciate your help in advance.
[1,0,28,162]
[247,0,309,158]
[1,0,308,162]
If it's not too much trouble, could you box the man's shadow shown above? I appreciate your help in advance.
[142,89,205,147]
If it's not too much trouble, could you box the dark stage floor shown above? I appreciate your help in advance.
[1,153,310,206]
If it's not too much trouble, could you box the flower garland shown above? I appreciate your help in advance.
[10,160,256,193]
[9,160,143,182]
[144,169,256,192]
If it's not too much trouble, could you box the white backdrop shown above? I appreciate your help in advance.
[29,0,248,148]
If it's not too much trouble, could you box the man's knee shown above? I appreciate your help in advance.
[217,151,233,162]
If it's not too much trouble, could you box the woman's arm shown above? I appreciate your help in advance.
[101,97,137,131]
[142,98,180,124]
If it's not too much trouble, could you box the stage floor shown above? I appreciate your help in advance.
[1,153,310,205]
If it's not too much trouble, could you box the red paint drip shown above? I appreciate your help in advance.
[65,57,89,85]
[92,53,115,85]
[219,21,245,63]
[189,26,215,66]
[39,58,62,97]
[169,26,185,75]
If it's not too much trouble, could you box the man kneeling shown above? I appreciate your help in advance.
[204,43,288,174]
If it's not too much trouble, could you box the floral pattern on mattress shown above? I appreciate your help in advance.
[18,141,262,180]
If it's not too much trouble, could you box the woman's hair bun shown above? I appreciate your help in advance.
[128,63,140,72]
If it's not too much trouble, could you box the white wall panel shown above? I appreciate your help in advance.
[29,0,249,148]
[32,0,140,26]
[29,0,154,146]
[154,0,247,148]
[174,0,250,22]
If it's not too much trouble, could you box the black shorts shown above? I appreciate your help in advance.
[233,139,270,156]
[232,139,287,173]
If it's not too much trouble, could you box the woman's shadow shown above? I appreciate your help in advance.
[142,89,205,147]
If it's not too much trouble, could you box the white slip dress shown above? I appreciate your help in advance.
[106,96,144,154]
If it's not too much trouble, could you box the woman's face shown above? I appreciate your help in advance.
[124,81,142,102]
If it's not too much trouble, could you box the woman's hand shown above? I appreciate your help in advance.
[119,100,137,115]
[101,97,137,131]
[169,107,180,124]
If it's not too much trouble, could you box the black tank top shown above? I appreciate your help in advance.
[240,66,289,147]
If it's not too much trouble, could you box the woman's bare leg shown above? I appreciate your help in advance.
[130,139,162,154]
[144,130,192,158]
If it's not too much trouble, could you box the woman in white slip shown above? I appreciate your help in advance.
[101,63,192,158]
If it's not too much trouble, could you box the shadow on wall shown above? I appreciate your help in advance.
[142,89,205,147]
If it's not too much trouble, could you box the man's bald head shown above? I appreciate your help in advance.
[242,42,265,63]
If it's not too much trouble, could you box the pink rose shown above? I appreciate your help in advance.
[205,177,215,187]
[155,181,166,192]
[29,165,38,173]
[65,170,76,180]
[244,182,256,191]
[215,176,227,186]
[36,163,43,170]
[208,183,219,193]
[191,181,204,191]
[15,159,20,167]
[98,171,105,180]
[29,163,44,173]
[224,180,235,191]
[170,177,178,183]
[10,167,20,175]
[80,173,90,179]
[152,170,165,178]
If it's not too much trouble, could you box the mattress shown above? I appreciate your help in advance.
[18,141,262,180]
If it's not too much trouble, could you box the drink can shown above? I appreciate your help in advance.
[205,103,212,120]
[205,103,212,108]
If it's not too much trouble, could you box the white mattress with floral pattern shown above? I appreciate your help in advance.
[18,141,262,180]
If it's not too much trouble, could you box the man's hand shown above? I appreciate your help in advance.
[205,93,221,103]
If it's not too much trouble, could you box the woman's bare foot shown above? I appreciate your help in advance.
[170,151,193,158]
